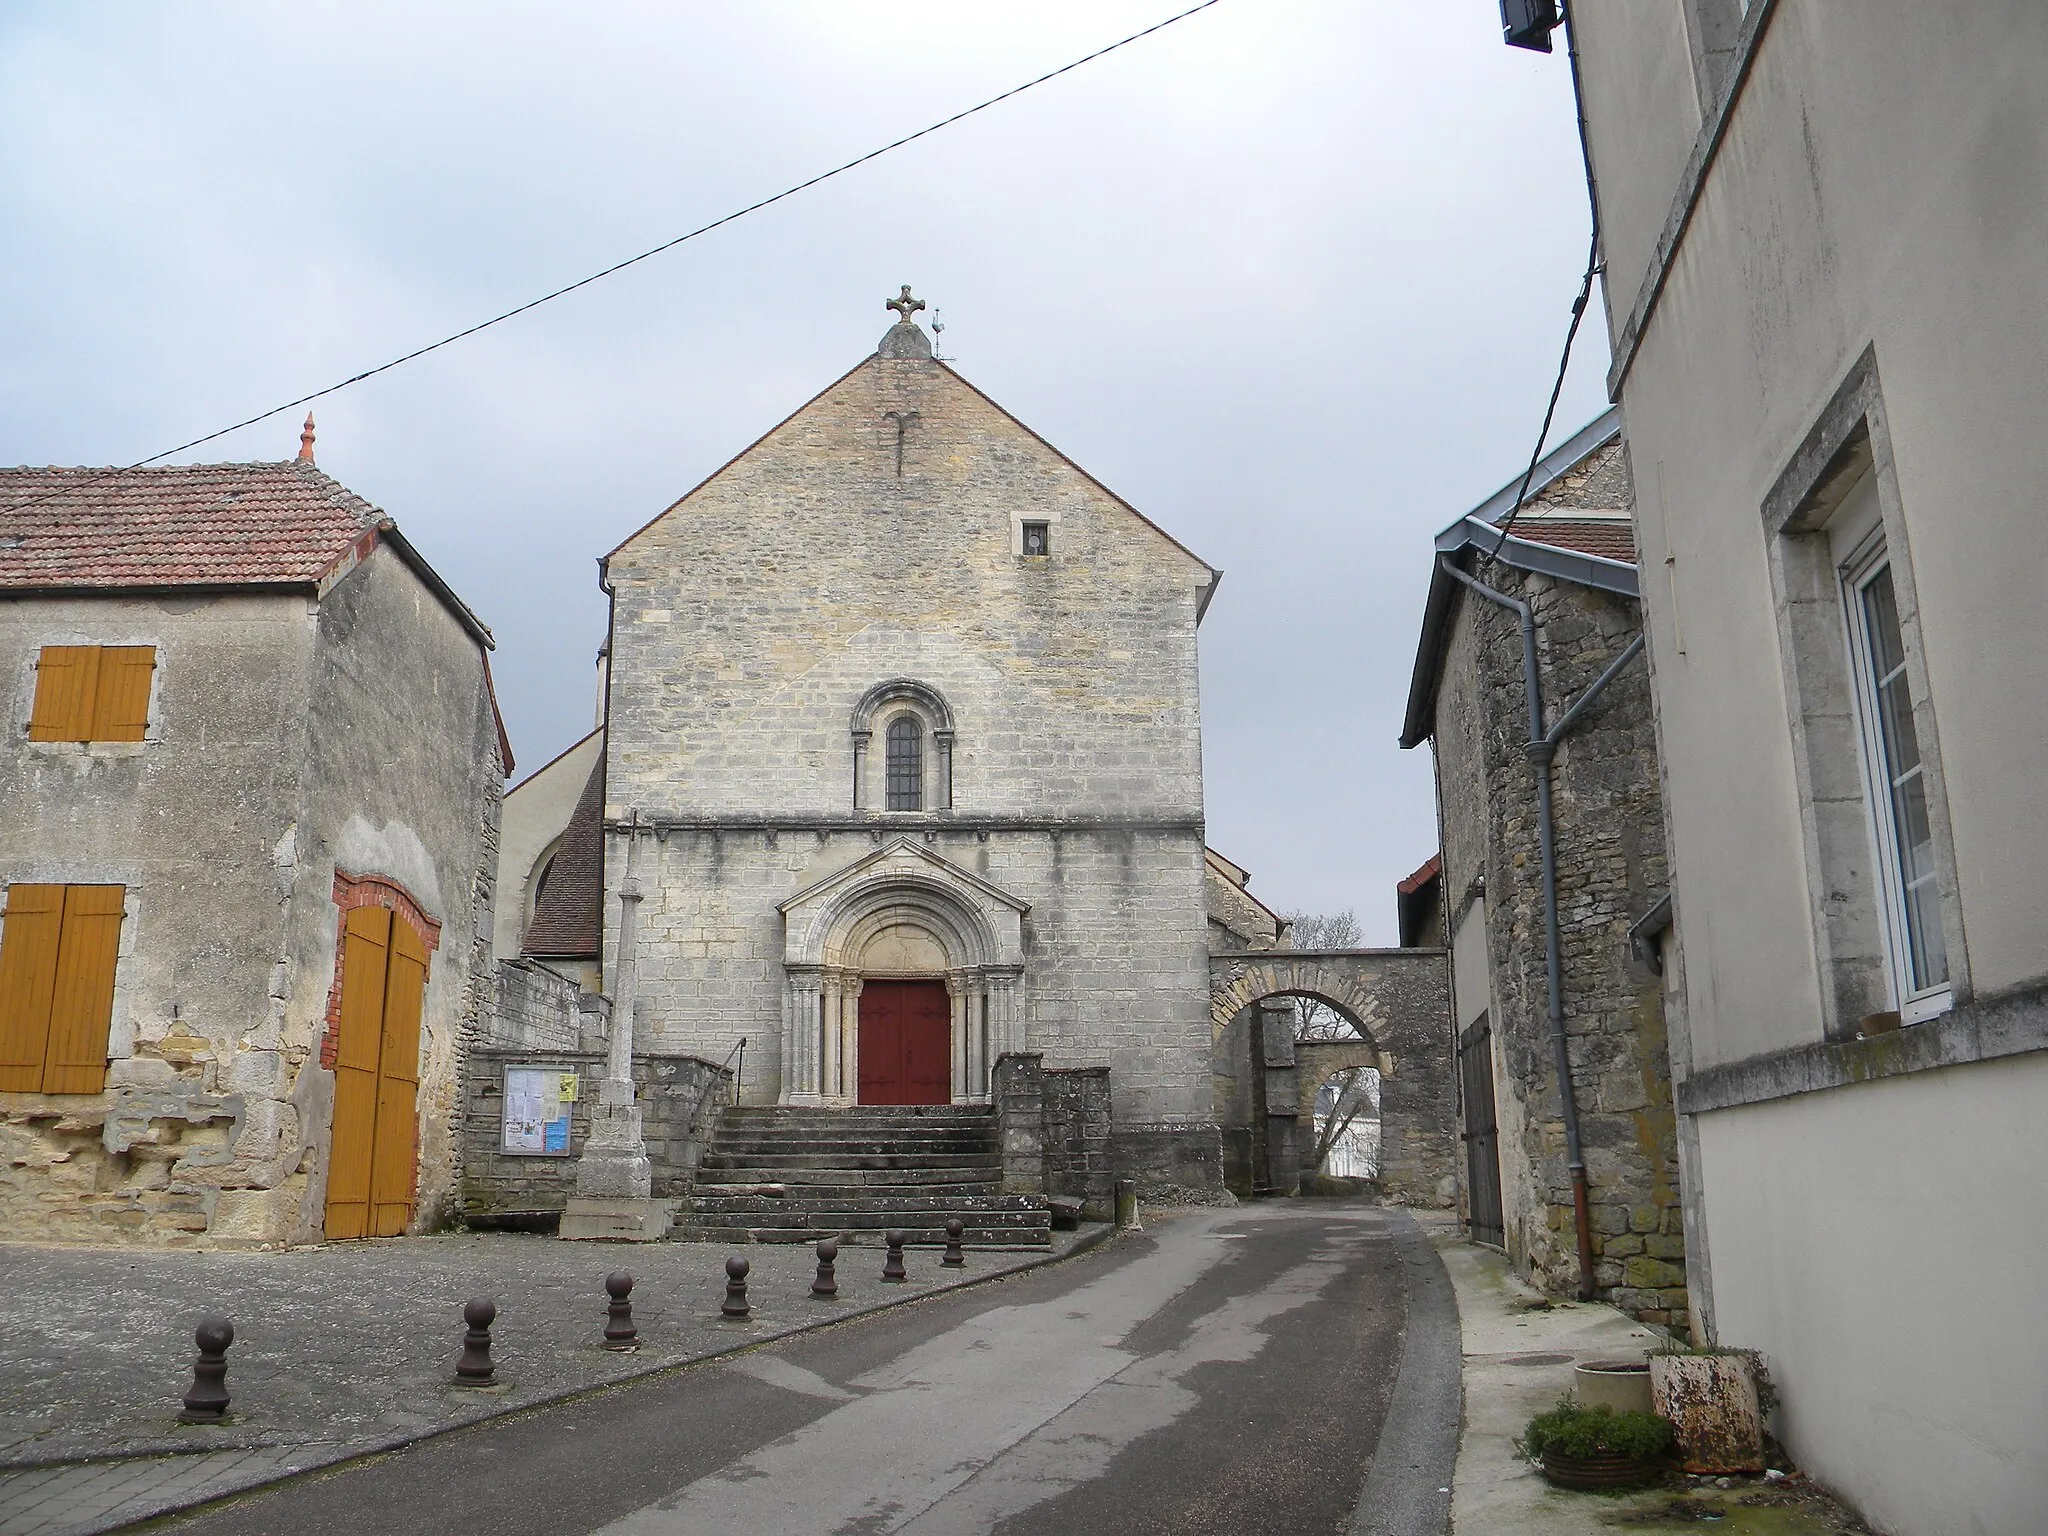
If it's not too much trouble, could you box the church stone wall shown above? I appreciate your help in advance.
[609,823,1217,1173]
[599,339,1222,1189]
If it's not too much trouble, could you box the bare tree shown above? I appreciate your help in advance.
[1308,1067,1381,1176]
[1280,909,1364,1041]
[1282,910,1380,1175]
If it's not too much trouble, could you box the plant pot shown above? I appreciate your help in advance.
[1538,1449,1663,1490]
[1575,1359,1653,1416]
[1650,1353,1765,1474]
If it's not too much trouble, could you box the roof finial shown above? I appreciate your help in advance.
[296,412,316,465]
[886,285,925,324]
[879,286,933,360]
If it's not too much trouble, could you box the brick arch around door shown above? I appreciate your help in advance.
[319,872,441,1239]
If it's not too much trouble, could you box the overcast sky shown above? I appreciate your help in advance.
[0,2,1610,941]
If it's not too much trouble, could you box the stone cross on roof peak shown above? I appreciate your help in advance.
[878,285,933,359]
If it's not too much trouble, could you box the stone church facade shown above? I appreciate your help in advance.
[580,298,1224,1191]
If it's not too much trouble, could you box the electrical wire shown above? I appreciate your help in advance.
[7,0,1224,506]
[1487,0,1604,559]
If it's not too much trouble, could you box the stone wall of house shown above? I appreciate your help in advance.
[461,1048,730,1223]
[0,592,319,1247]
[599,337,1221,1188]
[286,544,506,1243]
[1436,558,1687,1326]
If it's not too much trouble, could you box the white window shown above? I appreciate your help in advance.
[1841,535,1950,1021]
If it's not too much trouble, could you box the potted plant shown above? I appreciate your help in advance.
[1648,1346,1771,1474]
[1521,1399,1677,1490]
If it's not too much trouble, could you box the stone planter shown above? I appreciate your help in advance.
[1538,1449,1663,1490]
[1650,1352,1765,1473]
[1575,1359,1653,1416]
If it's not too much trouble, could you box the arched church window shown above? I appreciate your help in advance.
[886,716,923,810]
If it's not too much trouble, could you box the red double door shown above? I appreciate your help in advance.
[857,980,951,1105]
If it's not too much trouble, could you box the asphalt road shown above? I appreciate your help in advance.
[142,1203,1456,1536]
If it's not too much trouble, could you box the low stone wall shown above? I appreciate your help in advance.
[486,959,608,1053]
[1043,1067,1113,1217]
[462,1049,730,1225]
[994,1054,1185,1210]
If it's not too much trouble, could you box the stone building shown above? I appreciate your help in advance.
[0,428,507,1246]
[1400,410,1686,1326]
[1549,3,2048,1524]
[542,297,1227,1193]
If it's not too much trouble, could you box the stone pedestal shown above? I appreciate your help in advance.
[559,1196,677,1241]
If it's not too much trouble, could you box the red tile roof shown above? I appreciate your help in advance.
[522,754,605,960]
[1511,517,1636,564]
[1397,853,1442,897]
[0,462,381,590]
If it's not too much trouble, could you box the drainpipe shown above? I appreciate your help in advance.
[1439,555,1646,1300]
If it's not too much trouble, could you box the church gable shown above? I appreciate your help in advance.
[600,300,1218,820]
[606,310,1216,603]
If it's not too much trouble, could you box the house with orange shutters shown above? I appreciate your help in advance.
[0,425,508,1246]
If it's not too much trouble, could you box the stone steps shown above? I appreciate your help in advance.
[684,1104,1049,1248]
[700,1151,1004,1173]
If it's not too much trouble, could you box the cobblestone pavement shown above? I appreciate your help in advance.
[0,1227,1104,1535]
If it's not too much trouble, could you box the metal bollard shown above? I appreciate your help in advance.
[942,1218,966,1267]
[603,1271,638,1350]
[722,1254,752,1319]
[1114,1178,1142,1231]
[455,1298,498,1385]
[178,1317,234,1424]
[812,1238,839,1298]
[882,1229,908,1282]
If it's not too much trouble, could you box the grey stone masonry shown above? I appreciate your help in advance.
[1042,1066,1113,1217]
[1434,550,1687,1327]
[488,959,598,1054]
[596,321,1223,1189]
[1208,951,1454,1208]
[461,1049,729,1224]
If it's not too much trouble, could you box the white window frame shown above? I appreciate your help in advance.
[1839,531,1951,1024]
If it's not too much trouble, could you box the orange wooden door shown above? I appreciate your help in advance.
[325,906,426,1240]
[368,917,426,1237]
[325,906,392,1240]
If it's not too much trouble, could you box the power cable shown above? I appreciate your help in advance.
[1487,0,1603,559]
[5,0,1224,508]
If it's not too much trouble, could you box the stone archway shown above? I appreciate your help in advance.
[778,839,1027,1106]
[1208,950,1454,1206]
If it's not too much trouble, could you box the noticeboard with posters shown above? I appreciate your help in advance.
[501,1065,579,1156]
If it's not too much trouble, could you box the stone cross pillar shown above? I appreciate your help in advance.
[561,817,674,1240]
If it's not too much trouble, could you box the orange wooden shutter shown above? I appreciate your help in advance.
[42,886,124,1094]
[28,647,100,742]
[89,647,156,742]
[369,917,428,1236]
[0,885,65,1091]
[325,905,392,1240]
